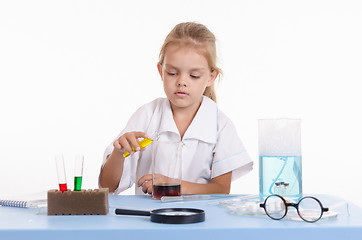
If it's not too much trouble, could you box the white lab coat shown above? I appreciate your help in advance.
[100,96,253,195]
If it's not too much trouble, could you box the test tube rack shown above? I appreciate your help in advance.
[47,188,109,215]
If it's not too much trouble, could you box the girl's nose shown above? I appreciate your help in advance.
[176,75,187,87]
[177,82,186,87]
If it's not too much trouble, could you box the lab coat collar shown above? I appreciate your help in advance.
[158,96,218,143]
[158,100,180,136]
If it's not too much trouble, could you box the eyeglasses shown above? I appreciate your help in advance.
[260,194,329,223]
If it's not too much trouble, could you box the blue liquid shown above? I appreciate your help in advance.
[259,156,302,200]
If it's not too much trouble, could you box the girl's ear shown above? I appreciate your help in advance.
[207,70,218,87]
[157,63,163,80]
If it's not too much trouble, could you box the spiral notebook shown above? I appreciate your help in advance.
[0,191,47,208]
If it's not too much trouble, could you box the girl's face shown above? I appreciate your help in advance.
[158,45,218,113]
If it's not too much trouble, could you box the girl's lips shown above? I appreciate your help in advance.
[175,91,188,97]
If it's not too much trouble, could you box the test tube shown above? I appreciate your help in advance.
[55,154,67,191]
[123,132,159,158]
[74,155,84,191]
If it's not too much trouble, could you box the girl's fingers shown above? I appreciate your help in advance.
[114,131,149,155]
[113,139,122,151]
[141,180,153,194]
[138,174,153,194]
[129,131,150,152]
[127,134,141,152]
[138,174,152,187]
[146,182,153,194]
[133,131,149,139]
[118,137,134,155]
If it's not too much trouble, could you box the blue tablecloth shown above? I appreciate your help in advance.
[1,194,361,240]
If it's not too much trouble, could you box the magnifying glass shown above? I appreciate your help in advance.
[115,208,205,224]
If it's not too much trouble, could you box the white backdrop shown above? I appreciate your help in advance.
[1,0,361,207]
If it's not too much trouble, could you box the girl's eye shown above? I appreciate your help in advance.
[190,75,200,79]
[167,72,177,76]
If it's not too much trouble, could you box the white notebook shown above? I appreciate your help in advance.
[0,191,47,208]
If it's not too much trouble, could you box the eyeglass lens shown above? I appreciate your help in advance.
[297,197,323,222]
[264,195,287,220]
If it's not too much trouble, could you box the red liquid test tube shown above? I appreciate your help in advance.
[55,154,68,191]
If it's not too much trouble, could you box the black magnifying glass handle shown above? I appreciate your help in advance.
[115,208,151,216]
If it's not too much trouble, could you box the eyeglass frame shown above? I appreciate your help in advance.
[259,194,329,223]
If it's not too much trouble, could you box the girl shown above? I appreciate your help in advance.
[99,22,253,195]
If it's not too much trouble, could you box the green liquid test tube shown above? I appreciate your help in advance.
[74,155,84,191]
[74,176,82,191]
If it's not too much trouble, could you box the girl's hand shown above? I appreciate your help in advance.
[137,174,153,194]
[113,131,149,157]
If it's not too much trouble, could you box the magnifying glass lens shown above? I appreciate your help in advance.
[157,211,198,216]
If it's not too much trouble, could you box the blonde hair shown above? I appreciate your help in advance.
[158,22,222,102]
